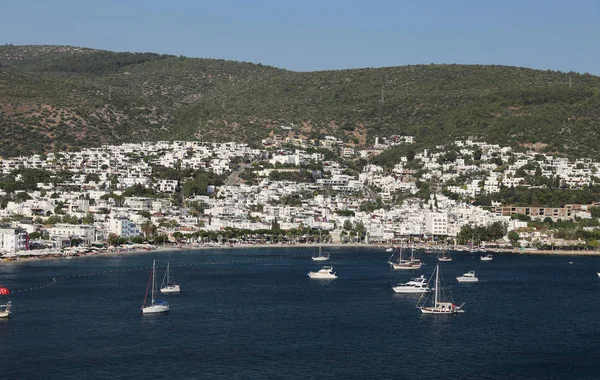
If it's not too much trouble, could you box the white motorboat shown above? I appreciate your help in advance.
[160,262,180,294]
[456,270,479,283]
[385,247,394,252]
[417,263,465,315]
[388,246,422,270]
[312,230,330,261]
[393,275,431,294]
[480,254,493,261]
[308,266,337,279]
[0,286,11,318]
[142,260,170,314]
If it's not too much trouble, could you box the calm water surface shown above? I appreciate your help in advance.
[1,247,599,379]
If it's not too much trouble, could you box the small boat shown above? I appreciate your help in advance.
[456,270,479,283]
[438,247,452,262]
[385,247,394,252]
[417,263,465,314]
[393,275,431,294]
[388,246,422,270]
[142,260,170,314]
[311,230,330,261]
[160,262,180,294]
[0,286,11,318]
[480,254,493,261]
[308,266,337,279]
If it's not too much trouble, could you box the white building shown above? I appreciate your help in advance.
[47,224,96,245]
[156,179,178,193]
[0,228,28,252]
[108,218,140,238]
[425,212,448,236]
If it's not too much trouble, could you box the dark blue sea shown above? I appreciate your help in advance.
[1,247,599,379]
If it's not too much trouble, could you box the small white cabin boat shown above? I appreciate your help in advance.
[456,271,479,283]
[308,266,337,279]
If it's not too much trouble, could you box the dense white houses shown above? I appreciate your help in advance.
[1,137,600,254]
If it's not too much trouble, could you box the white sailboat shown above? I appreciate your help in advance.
[142,260,169,314]
[388,245,421,270]
[160,262,180,294]
[312,230,330,261]
[438,246,452,262]
[0,286,11,318]
[417,262,464,314]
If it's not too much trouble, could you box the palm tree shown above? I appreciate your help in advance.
[141,220,156,239]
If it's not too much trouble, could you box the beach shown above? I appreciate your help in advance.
[2,242,600,263]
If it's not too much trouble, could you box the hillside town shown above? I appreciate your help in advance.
[1,135,599,258]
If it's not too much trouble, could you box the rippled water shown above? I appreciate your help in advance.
[1,247,599,379]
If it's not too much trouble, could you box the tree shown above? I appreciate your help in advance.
[271,217,281,231]
[343,219,353,231]
[82,212,95,225]
[508,231,520,248]
[15,192,31,202]
[141,220,156,238]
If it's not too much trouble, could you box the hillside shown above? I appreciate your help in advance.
[1,44,600,159]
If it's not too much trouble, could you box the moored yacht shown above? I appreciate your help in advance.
[308,266,337,279]
[388,245,422,270]
[142,260,170,314]
[393,275,431,294]
[456,270,479,283]
[417,263,465,315]
[311,230,330,261]
[480,254,493,261]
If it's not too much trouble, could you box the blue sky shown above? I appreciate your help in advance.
[1,0,599,74]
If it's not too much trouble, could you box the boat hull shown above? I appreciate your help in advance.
[390,263,421,270]
[438,258,452,262]
[420,307,464,314]
[308,273,337,279]
[0,310,10,318]
[393,286,430,294]
[456,277,478,283]
[311,256,330,261]
[142,304,170,314]
[160,285,181,294]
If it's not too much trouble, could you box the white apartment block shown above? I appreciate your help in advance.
[108,218,140,238]
[156,179,178,193]
[425,212,448,236]
[0,228,28,252]
[47,224,96,244]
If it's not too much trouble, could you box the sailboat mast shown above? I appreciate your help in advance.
[151,260,156,303]
[319,230,322,256]
[434,263,439,306]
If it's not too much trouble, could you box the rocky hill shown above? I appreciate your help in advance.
[1,44,599,159]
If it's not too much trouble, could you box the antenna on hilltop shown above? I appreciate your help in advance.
[569,76,572,88]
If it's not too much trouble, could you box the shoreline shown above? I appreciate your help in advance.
[2,243,600,263]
